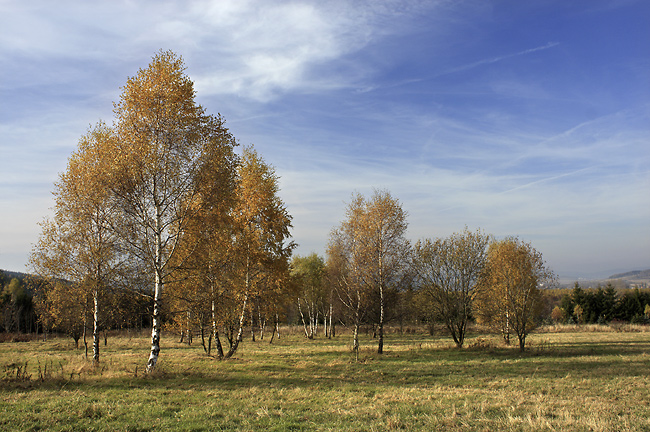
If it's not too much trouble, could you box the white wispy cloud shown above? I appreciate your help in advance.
[0,0,648,278]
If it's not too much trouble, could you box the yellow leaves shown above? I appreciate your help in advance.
[475,237,555,347]
[233,145,291,250]
[56,122,118,211]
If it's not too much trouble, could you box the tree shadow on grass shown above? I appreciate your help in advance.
[3,335,649,393]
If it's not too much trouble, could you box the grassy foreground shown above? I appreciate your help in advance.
[1,327,649,431]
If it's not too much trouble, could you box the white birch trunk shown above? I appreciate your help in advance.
[92,289,100,363]
[353,322,360,362]
[298,299,310,338]
[224,264,249,359]
[328,303,333,339]
[146,209,163,372]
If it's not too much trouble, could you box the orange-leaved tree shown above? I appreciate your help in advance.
[223,146,294,358]
[30,122,123,362]
[328,190,410,356]
[475,237,556,351]
[111,50,238,371]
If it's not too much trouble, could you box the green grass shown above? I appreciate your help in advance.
[1,327,649,431]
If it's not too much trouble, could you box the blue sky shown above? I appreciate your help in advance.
[1,0,648,279]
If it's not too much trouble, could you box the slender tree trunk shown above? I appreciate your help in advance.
[92,289,100,364]
[147,288,161,371]
[518,332,526,351]
[83,314,89,360]
[225,293,248,359]
[259,308,265,340]
[201,323,209,353]
[214,331,224,358]
[353,322,360,362]
[250,307,256,342]
[146,215,163,372]
[269,314,278,344]
[186,310,193,345]
[298,299,310,338]
[328,303,333,339]
[211,293,224,358]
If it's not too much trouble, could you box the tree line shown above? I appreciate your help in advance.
[12,50,649,368]
[551,283,650,324]
[0,273,36,335]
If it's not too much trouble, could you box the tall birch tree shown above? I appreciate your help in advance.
[328,191,409,356]
[327,195,369,358]
[224,146,294,358]
[359,190,410,354]
[111,50,237,371]
[30,122,123,363]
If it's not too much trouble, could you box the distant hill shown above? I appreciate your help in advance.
[609,269,650,280]
[0,270,31,282]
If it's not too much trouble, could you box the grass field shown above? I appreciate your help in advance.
[1,326,649,431]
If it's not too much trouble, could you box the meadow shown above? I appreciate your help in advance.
[1,326,649,431]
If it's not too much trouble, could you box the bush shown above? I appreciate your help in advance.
[0,333,32,343]
[630,314,647,325]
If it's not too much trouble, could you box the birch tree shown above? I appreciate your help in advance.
[412,228,491,348]
[475,237,556,351]
[165,121,238,356]
[327,191,409,355]
[327,231,366,359]
[224,146,294,358]
[30,122,123,363]
[359,190,409,354]
[291,253,326,339]
[327,195,369,358]
[111,50,238,371]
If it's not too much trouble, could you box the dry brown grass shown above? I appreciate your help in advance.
[0,327,649,431]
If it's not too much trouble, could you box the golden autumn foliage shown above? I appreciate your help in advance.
[32,50,285,370]
[475,237,556,351]
[30,122,123,362]
[223,146,294,357]
[111,50,242,370]
[327,190,410,355]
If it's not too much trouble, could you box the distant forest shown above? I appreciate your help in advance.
[2,267,649,339]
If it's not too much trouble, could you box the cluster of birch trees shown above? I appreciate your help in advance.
[29,50,556,369]
[324,191,556,353]
[30,51,294,369]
